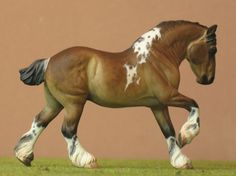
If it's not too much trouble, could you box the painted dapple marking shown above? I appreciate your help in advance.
[133,27,161,64]
[15,21,217,169]
[124,27,162,90]
[124,64,139,90]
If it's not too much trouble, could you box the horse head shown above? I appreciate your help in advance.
[186,25,217,85]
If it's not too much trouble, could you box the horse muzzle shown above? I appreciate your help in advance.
[197,75,215,85]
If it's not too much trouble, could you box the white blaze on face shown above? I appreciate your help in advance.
[133,27,161,64]
[124,27,161,90]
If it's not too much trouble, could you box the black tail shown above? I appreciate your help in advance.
[19,58,48,86]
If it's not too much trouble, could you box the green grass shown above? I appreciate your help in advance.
[0,158,236,176]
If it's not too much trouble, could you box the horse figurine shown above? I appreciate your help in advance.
[15,20,217,169]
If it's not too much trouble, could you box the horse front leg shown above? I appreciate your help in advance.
[167,92,200,148]
[151,107,193,169]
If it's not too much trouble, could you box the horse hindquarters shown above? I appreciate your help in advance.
[43,51,98,168]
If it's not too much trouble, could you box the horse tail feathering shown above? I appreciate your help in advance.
[19,58,50,86]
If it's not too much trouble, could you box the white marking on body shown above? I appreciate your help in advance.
[136,77,141,85]
[124,64,139,91]
[179,107,200,145]
[133,27,161,64]
[43,57,50,71]
[167,136,191,168]
[15,120,44,161]
[64,136,96,168]
[124,27,161,90]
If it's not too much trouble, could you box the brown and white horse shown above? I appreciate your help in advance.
[15,20,217,169]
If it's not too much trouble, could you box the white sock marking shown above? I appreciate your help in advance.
[167,136,190,168]
[180,107,200,144]
[188,107,199,121]
[64,136,96,167]
[15,120,44,160]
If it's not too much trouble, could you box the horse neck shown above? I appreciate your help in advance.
[153,24,207,66]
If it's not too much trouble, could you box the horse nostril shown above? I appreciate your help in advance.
[201,75,208,83]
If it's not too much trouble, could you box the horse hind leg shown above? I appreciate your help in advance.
[61,102,97,168]
[14,85,63,166]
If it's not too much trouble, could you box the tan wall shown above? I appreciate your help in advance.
[0,0,235,160]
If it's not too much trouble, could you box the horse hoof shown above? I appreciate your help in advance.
[172,160,193,169]
[16,152,34,167]
[85,160,99,168]
[181,162,193,169]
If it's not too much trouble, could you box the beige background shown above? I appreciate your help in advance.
[0,0,235,160]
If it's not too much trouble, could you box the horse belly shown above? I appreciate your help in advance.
[87,74,159,108]
[88,91,159,108]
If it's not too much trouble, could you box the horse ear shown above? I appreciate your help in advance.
[207,25,218,35]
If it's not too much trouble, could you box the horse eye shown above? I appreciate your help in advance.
[209,47,217,55]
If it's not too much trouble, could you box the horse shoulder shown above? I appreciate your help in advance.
[143,57,180,104]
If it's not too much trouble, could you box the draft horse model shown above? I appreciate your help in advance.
[15,20,217,169]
